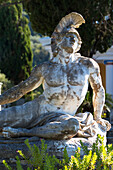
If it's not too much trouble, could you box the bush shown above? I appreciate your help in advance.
[30,35,50,67]
[0,72,13,93]
[3,135,113,170]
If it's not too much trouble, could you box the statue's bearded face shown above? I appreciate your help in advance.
[58,32,81,53]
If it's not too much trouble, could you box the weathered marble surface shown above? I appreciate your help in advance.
[0,113,107,168]
[0,12,111,142]
[0,137,91,159]
[0,135,105,160]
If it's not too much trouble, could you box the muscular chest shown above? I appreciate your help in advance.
[43,63,89,86]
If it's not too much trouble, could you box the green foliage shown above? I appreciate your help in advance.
[0,72,13,93]
[18,139,61,169]
[62,148,70,166]
[29,35,50,98]
[0,0,25,4]
[3,135,113,169]
[0,0,33,84]
[65,135,113,170]
[16,156,23,170]
[76,90,93,114]
[64,150,97,170]
[77,90,113,118]
[80,135,113,170]
[2,160,12,170]
[24,0,113,57]
[30,35,50,66]
[105,93,113,110]
[101,93,113,118]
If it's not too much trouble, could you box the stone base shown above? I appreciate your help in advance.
[0,135,106,169]
[0,136,93,159]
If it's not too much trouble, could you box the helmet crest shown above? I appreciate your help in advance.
[51,12,85,57]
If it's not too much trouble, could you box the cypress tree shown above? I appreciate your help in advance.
[0,0,33,84]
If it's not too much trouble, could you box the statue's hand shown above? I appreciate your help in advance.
[2,127,18,138]
[96,118,111,131]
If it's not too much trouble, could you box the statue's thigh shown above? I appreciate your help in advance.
[0,99,40,128]
[39,113,80,133]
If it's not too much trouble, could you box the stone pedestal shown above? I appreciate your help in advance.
[0,135,105,169]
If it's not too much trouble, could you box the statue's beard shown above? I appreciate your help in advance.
[60,45,73,53]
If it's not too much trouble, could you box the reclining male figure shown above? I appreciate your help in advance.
[0,12,111,139]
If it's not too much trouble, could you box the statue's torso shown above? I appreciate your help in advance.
[39,57,92,115]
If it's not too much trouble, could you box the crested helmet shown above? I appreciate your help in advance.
[51,12,85,57]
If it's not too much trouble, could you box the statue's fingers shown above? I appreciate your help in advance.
[105,121,111,131]
[2,131,10,138]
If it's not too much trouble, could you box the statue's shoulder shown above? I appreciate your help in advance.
[31,61,50,76]
[78,56,99,73]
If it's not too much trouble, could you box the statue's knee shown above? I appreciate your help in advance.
[63,118,79,133]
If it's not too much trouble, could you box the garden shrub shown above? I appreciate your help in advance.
[0,72,13,93]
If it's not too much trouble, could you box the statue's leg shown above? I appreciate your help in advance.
[0,98,40,128]
[2,116,79,140]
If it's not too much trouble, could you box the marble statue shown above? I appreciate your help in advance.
[0,12,111,140]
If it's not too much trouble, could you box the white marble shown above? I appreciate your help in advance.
[0,12,110,141]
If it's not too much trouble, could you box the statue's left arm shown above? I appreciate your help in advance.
[89,59,111,131]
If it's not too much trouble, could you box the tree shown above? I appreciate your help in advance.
[0,0,33,84]
[0,0,27,7]
[30,35,50,66]
[24,0,113,57]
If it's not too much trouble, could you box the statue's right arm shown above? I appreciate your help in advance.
[0,65,43,105]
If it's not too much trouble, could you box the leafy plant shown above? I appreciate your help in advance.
[30,35,50,67]
[0,0,33,85]
[17,139,61,170]
[105,93,113,110]
[76,90,93,114]
[81,135,113,170]
[0,72,14,93]
[2,160,12,170]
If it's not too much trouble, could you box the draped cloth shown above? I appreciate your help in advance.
[31,111,106,137]
[0,100,107,142]
[30,111,107,144]
[28,111,107,140]
[75,112,106,138]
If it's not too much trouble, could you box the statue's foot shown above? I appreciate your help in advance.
[2,127,18,138]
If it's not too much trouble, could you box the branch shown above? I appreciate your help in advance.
[0,0,31,8]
